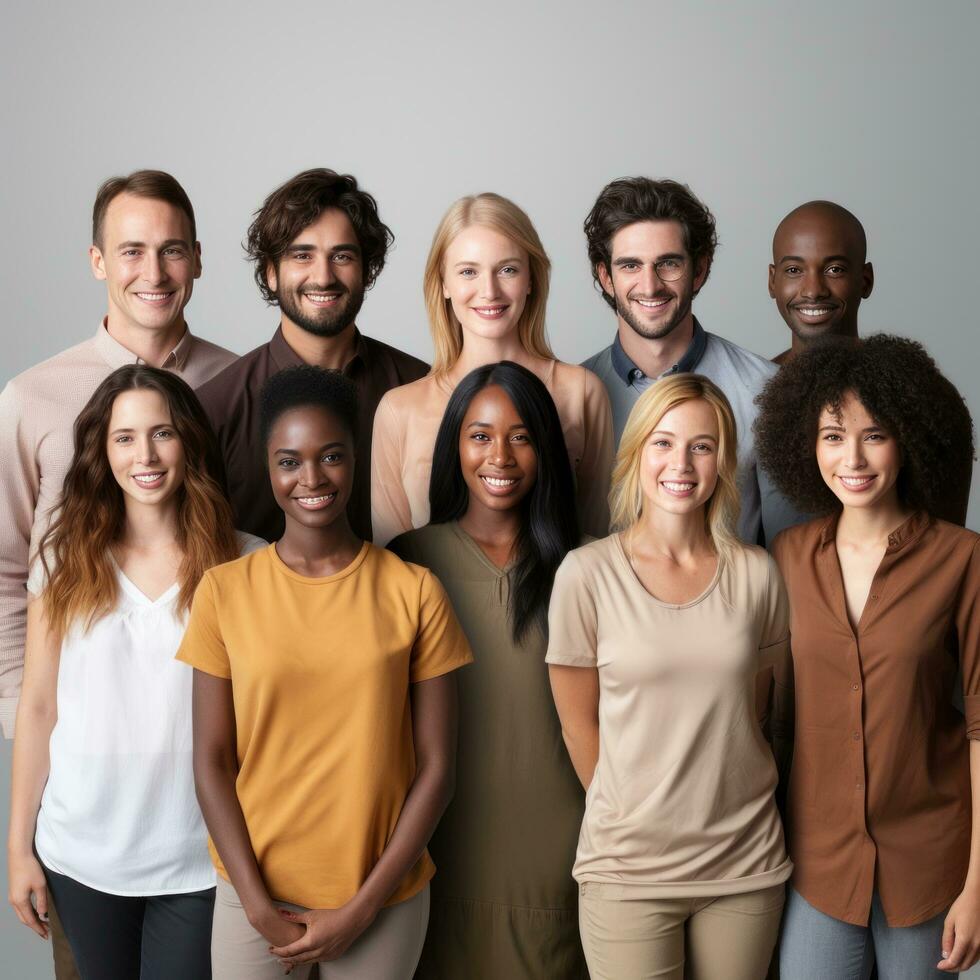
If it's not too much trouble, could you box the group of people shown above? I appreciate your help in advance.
[1,165,977,980]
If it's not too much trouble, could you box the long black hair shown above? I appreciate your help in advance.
[429,361,580,644]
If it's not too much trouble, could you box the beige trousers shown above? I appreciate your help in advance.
[578,882,786,980]
[211,876,429,980]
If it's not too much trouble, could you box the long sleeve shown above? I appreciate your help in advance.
[576,369,614,539]
[0,381,41,737]
[371,392,415,548]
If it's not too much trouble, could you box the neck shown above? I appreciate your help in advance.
[836,496,911,546]
[104,314,187,368]
[617,312,695,380]
[120,497,180,550]
[791,322,859,358]
[450,331,536,382]
[631,501,712,560]
[277,514,360,567]
[281,319,358,370]
[458,500,523,549]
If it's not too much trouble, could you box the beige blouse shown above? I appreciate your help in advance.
[370,360,614,546]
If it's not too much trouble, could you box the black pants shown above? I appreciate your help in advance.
[43,865,214,980]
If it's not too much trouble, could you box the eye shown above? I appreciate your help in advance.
[499,266,519,276]
[821,433,842,442]
[114,435,133,444]
[651,439,671,449]
[656,259,682,272]
[163,247,185,257]
[692,442,713,453]
[511,433,531,443]
[826,264,847,276]
[153,429,175,440]
[621,262,640,272]
[122,249,141,258]
[322,452,344,463]
[865,432,887,442]
[292,251,312,262]
[277,458,299,468]
[469,432,491,442]
[333,253,355,264]
[458,268,477,278]
[783,265,802,276]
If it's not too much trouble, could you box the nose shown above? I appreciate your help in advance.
[141,250,166,286]
[670,445,693,472]
[800,267,829,300]
[488,437,515,468]
[843,436,866,470]
[135,435,159,465]
[639,264,662,295]
[298,459,326,488]
[312,253,337,286]
[478,271,501,301]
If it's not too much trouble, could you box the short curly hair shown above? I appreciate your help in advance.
[246,168,393,304]
[584,177,718,311]
[259,365,359,446]
[755,334,974,516]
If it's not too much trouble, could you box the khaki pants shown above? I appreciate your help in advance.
[49,899,81,980]
[579,882,786,980]
[211,876,429,980]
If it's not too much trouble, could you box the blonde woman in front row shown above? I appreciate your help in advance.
[547,374,790,980]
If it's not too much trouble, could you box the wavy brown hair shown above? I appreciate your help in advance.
[39,366,239,636]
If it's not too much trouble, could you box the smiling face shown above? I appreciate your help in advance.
[459,384,538,517]
[598,220,708,341]
[769,203,873,343]
[106,388,186,510]
[267,404,355,529]
[90,193,201,335]
[639,398,720,517]
[816,391,901,511]
[442,225,532,344]
[267,208,365,338]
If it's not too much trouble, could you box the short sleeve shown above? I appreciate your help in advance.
[758,554,790,669]
[175,573,232,679]
[545,550,598,667]
[957,540,980,738]
[409,569,473,683]
[371,393,414,548]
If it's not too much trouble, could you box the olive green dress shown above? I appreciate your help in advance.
[389,522,587,980]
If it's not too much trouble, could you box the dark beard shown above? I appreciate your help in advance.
[276,283,365,338]
[615,290,690,341]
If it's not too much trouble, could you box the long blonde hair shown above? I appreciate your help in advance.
[423,193,555,374]
[609,374,741,561]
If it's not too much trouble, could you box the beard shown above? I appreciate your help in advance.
[615,286,693,341]
[276,281,365,338]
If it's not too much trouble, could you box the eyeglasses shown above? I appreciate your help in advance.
[650,258,688,282]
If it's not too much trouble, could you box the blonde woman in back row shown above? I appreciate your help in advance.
[547,374,791,980]
[370,193,614,546]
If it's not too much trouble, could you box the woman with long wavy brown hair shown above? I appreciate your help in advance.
[7,365,263,980]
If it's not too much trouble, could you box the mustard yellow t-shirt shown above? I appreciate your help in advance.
[176,542,473,909]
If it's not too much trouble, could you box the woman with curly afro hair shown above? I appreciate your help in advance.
[755,334,980,978]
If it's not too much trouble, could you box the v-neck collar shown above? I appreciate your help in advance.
[112,559,180,607]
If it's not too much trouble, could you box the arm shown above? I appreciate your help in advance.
[576,371,614,539]
[548,664,599,790]
[6,597,59,937]
[0,382,41,737]
[371,394,414,548]
[272,672,458,968]
[191,669,304,949]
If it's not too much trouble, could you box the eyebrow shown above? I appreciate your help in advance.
[286,242,361,254]
[453,257,523,267]
[651,430,717,440]
[274,442,347,455]
[108,424,171,435]
[466,421,528,430]
[778,254,851,264]
[116,238,190,250]
[819,423,883,433]
[614,252,685,266]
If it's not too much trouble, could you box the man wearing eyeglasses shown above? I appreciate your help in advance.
[581,176,804,545]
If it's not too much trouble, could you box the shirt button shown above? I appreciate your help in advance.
[851,684,859,691]
[852,732,861,741]
[856,782,863,790]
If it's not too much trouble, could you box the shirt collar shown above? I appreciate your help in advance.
[269,324,366,375]
[817,509,933,553]
[94,318,193,371]
[610,317,708,386]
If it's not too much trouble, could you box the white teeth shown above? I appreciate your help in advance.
[298,494,335,503]
[798,307,833,316]
[839,476,874,487]
[482,476,518,487]
[636,298,669,308]
[663,481,695,491]
[305,293,339,302]
[475,306,505,314]
[136,292,172,300]
[133,473,164,484]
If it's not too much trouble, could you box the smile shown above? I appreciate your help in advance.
[472,305,509,319]
[480,475,520,494]
[135,291,175,304]
[661,480,697,496]
[793,305,838,320]
[132,472,166,488]
[634,297,670,310]
[837,475,876,491]
[294,492,337,509]
[303,293,342,305]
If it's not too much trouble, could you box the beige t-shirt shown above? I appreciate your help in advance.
[370,360,614,546]
[546,534,792,898]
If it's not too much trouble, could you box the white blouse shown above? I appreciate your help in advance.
[30,532,264,896]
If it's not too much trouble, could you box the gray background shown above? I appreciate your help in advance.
[2,0,978,974]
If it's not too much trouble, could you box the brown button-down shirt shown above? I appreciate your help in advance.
[196,326,429,543]
[772,512,980,927]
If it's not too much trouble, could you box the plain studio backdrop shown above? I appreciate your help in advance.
[2,1,978,974]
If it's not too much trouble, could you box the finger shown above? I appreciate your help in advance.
[939,930,967,971]
[276,907,309,923]
[279,947,323,965]
[13,901,48,939]
[35,884,48,920]
[941,917,955,962]
[269,937,316,958]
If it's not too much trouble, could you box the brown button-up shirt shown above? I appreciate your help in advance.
[772,512,980,927]
[196,326,428,543]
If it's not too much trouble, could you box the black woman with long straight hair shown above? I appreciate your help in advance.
[389,360,588,979]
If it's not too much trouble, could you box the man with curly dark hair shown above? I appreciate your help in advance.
[197,169,428,542]
[755,334,974,526]
[754,334,979,976]
[768,201,874,366]
[581,176,805,545]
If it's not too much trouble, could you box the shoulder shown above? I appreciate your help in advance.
[700,332,778,392]
[376,373,439,413]
[235,530,267,556]
[387,523,447,563]
[581,344,614,377]
[187,334,237,370]
[557,534,618,581]
[195,342,271,415]
[367,541,442,596]
[728,541,779,582]
[770,516,829,566]
[204,544,272,588]
[357,334,430,381]
[925,517,980,558]
[2,337,103,405]
[550,359,609,406]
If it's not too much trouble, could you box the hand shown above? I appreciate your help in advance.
[939,888,980,972]
[268,899,379,969]
[249,904,306,950]
[8,852,49,939]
